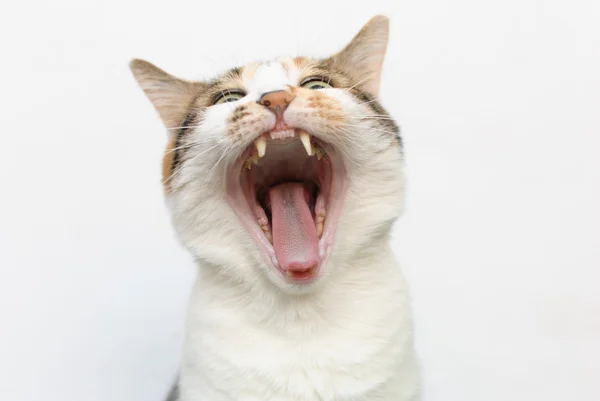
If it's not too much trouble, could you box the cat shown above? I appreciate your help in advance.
[130,15,421,401]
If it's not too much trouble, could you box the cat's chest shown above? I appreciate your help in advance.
[183,307,406,401]
[201,317,381,368]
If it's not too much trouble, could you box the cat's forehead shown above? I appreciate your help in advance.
[215,57,327,97]
[242,58,298,94]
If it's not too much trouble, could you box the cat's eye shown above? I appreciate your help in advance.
[300,78,332,90]
[214,90,246,105]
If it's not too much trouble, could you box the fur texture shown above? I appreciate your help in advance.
[130,15,421,401]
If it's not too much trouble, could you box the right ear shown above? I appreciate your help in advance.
[129,59,202,129]
[327,15,389,97]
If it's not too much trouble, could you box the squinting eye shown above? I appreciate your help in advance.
[300,78,332,90]
[214,90,245,105]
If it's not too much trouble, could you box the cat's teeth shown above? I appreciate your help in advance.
[254,137,267,157]
[243,154,260,170]
[316,222,324,238]
[315,196,326,238]
[316,147,326,161]
[262,228,272,243]
[258,217,272,243]
[315,206,326,237]
[316,210,326,224]
[270,129,295,140]
[299,131,314,156]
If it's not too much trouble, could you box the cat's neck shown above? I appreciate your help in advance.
[190,241,405,331]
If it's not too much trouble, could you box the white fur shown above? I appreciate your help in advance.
[163,59,420,401]
[245,60,300,97]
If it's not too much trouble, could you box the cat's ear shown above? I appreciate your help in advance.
[129,59,202,129]
[329,15,389,97]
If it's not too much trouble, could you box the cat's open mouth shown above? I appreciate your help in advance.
[226,128,347,284]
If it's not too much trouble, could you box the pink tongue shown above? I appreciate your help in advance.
[268,182,319,272]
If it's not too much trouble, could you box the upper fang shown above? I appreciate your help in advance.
[299,131,314,156]
[254,137,266,157]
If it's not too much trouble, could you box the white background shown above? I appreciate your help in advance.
[1,0,599,400]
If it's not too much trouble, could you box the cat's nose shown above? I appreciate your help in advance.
[258,90,296,112]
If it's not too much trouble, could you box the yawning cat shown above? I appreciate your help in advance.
[130,15,420,401]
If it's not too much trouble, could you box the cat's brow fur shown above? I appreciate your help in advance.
[130,15,420,401]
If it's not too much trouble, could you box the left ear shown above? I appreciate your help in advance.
[129,59,204,129]
[328,15,389,97]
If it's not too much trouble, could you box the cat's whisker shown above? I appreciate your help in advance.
[356,98,381,106]
[340,76,372,92]
[163,142,202,155]
[333,126,399,148]
[164,107,208,131]
[331,127,375,146]
[205,143,233,183]
[163,142,221,185]
[337,122,397,134]
[352,115,397,120]
[354,114,394,117]
[165,124,203,131]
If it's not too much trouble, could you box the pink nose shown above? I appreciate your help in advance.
[259,90,296,112]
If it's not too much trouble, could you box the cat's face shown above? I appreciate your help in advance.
[130,16,404,293]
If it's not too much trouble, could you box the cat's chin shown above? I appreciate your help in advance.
[226,128,347,285]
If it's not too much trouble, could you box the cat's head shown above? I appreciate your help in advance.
[130,16,404,293]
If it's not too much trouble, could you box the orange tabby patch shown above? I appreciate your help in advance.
[303,90,343,121]
[241,64,258,82]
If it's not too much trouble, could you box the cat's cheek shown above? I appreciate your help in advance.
[226,104,275,146]
[199,106,234,139]
[285,94,346,140]
[322,89,364,114]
